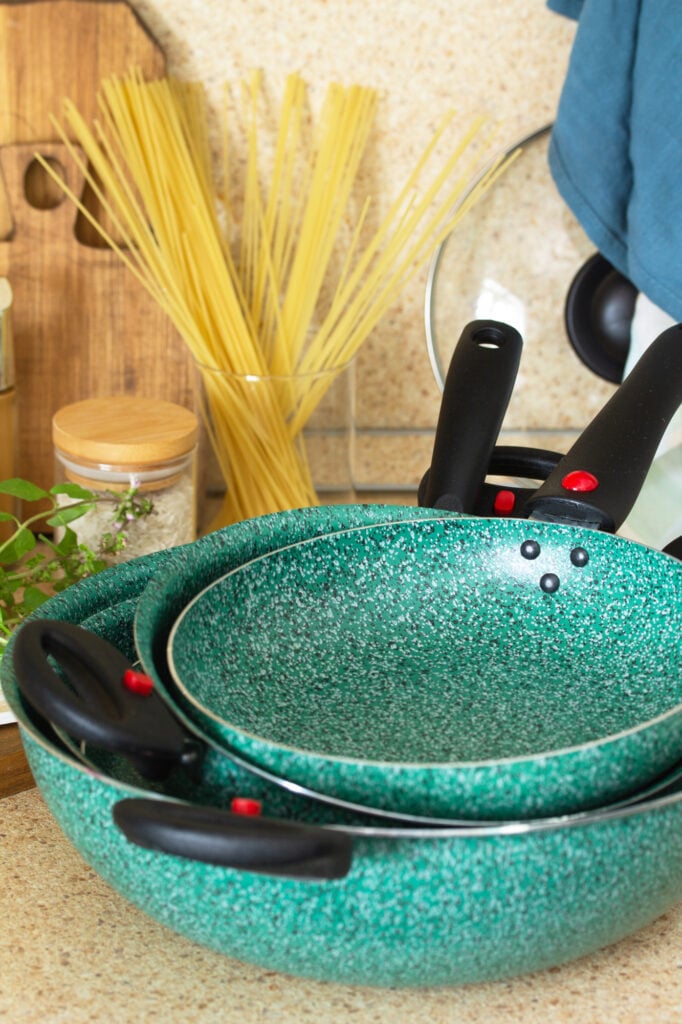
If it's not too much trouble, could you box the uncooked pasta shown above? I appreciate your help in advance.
[42,69,510,527]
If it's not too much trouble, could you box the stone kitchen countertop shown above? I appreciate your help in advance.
[2,786,682,1023]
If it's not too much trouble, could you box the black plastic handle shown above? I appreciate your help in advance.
[472,446,563,517]
[419,320,523,511]
[487,445,562,481]
[12,619,199,780]
[564,252,637,384]
[113,798,353,880]
[524,324,682,530]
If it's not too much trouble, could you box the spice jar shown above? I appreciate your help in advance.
[52,396,198,562]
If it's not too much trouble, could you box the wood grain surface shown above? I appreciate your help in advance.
[0,1,195,501]
[0,724,32,797]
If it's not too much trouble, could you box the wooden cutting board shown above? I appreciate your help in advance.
[0,0,194,499]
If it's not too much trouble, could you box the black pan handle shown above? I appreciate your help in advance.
[524,324,682,531]
[663,536,682,562]
[113,798,353,881]
[472,446,563,517]
[487,446,562,481]
[564,252,636,384]
[12,619,199,780]
[419,320,523,511]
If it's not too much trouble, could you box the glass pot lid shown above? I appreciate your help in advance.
[424,126,622,403]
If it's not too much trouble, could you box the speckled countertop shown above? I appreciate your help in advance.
[1,786,682,1023]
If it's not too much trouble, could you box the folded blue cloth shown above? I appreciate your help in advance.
[547,0,682,322]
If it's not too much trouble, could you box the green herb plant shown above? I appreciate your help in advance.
[0,478,153,658]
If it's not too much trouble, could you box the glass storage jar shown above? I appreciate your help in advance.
[52,396,198,562]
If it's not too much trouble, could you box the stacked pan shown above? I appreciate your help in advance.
[3,320,682,988]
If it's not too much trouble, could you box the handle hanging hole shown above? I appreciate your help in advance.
[472,326,506,349]
[23,156,66,210]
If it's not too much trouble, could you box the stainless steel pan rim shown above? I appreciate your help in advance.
[14,687,682,842]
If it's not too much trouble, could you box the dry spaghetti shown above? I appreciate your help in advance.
[42,69,510,526]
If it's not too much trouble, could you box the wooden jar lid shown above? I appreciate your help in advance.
[52,397,198,466]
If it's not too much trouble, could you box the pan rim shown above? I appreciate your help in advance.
[13,699,682,841]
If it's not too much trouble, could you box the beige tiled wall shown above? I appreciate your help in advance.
[132,0,610,490]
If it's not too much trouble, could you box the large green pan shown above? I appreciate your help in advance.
[154,326,682,820]
[7,581,682,989]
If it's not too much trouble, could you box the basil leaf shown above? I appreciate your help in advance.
[46,506,92,528]
[50,482,96,501]
[0,478,49,501]
[0,527,37,563]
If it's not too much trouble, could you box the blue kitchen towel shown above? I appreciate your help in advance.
[547,0,682,322]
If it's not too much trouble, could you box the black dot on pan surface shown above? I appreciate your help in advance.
[540,573,560,593]
[520,540,541,560]
[570,547,589,567]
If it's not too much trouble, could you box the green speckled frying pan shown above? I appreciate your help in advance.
[158,325,682,819]
[163,517,680,820]
[6,579,682,989]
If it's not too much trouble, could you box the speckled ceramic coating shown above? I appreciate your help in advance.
[17,726,682,988]
[6,556,682,988]
[160,513,681,820]
[8,662,682,990]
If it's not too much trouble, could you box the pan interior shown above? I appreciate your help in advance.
[168,518,681,764]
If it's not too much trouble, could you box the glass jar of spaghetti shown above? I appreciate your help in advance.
[52,396,198,562]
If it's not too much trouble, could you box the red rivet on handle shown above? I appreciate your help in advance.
[231,797,263,816]
[493,489,516,514]
[561,470,599,493]
[122,669,155,697]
